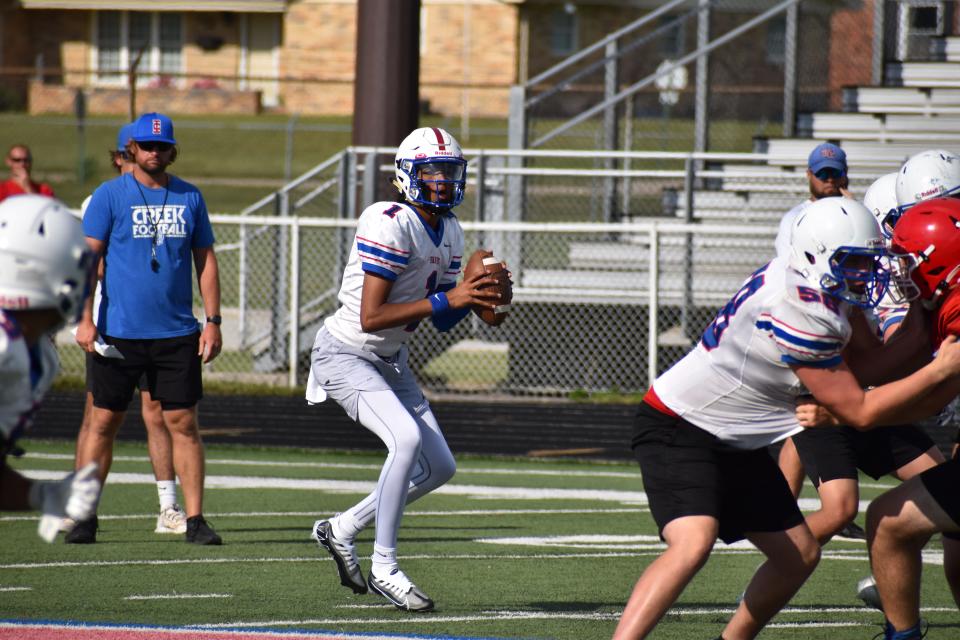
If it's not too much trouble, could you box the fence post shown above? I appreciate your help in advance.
[506,85,526,271]
[288,217,300,387]
[284,113,298,183]
[693,0,711,165]
[602,39,620,223]
[648,224,660,386]
[681,156,695,339]
[782,1,799,137]
[268,190,290,371]
[362,151,378,211]
[238,218,248,347]
[871,0,886,86]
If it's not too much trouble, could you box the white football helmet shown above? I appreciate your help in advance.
[863,172,900,239]
[895,149,960,211]
[0,195,92,327]
[394,127,467,212]
[789,196,889,308]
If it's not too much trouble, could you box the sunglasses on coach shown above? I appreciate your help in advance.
[814,167,845,181]
[137,141,173,152]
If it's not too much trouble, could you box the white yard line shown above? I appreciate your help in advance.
[124,593,233,600]
[0,586,31,592]
[0,507,647,523]
[21,452,641,478]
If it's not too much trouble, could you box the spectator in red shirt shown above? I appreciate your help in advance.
[0,144,54,202]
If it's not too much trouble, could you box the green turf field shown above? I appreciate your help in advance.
[4,439,958,639]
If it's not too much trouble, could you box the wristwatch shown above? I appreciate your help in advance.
[206,315,222,326]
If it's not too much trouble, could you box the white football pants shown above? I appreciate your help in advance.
[341,388,456,552]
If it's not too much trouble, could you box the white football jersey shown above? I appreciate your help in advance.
[324,201,464,356]
[0,310,59,446]
[653,256,854,450]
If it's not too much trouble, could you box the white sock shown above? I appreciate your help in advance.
[371,544,398,577]
[157,480,177,511]
[331,512,363,542]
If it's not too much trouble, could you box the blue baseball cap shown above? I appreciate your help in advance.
[116,122,136,152]
[131,112,176,145]
[808,142,847,174]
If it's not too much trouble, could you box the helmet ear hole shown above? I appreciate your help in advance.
[804,252,816,265]
[928,266,946,276]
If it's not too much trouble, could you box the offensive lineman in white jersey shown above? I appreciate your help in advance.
[307,128,501,612]
[0,195,100,541]
[613,197,960,640]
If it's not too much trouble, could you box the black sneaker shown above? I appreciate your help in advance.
[837,521,867,541]
[185,515,222,545]
[64,515,98,544]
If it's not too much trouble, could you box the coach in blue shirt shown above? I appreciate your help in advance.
[74,112,223,545]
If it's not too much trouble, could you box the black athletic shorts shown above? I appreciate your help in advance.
[89,332,202,411]
[792,424,935,487]
[631,402,805,544]
[86,351,149,394]
[920,459,960,529]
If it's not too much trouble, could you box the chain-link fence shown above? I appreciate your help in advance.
[54,145,900,398]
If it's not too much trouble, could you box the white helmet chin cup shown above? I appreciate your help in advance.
[0,195,92,327]
[788,197,889,308]
[394,127,467,211]
[896,149,960,211]
[863,172,900,238]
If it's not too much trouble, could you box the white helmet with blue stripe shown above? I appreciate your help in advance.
[789,196,889,308]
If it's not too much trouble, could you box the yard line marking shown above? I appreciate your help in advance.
[11,469,874,513]
[124,593,233,600]
[19,471,651,505]
[0,587,30,592]
[0,545,898,572]
[0,507,648,523]
[22,452,642,479]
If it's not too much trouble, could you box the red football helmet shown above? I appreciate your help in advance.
[890,197,960,303]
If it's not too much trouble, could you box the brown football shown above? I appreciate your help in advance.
[476,256,512,326]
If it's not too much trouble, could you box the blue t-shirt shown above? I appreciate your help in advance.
[83,173,215,339]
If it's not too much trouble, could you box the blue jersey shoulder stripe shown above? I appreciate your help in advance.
[780,353,843,368]
[357,242,409,265]
[756,320,842,351]
[361,263,398,281]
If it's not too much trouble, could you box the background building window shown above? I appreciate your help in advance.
[94,11,184,86]
[550,8,578,56]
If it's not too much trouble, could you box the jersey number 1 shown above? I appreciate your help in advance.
[404,271,438,332]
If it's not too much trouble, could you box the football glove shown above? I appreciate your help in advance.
[28,462,100,543]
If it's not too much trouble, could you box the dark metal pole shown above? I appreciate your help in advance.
[353,0,420,206]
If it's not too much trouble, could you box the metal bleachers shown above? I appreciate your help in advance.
[842,87,960,116]
[796,112,960,143]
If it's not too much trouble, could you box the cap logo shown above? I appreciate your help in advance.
[152,119,162,135]
[820,148,836,158]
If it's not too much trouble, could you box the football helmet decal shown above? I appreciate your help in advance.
[789,197,889,308]
[896,149,960,212]
[394,127,467,212]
